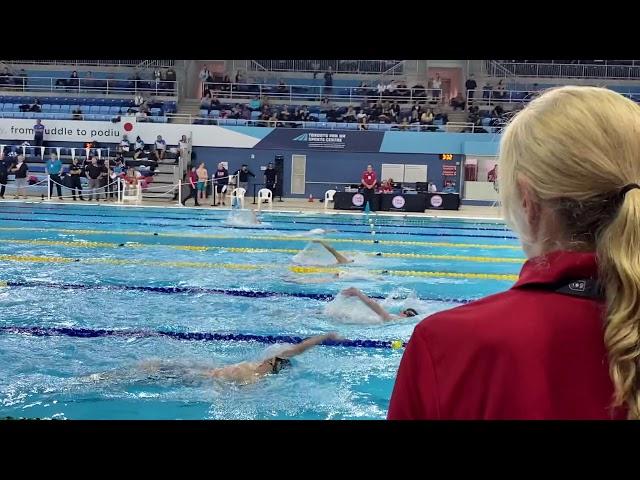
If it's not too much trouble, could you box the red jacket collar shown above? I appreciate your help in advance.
[513,250,598,290]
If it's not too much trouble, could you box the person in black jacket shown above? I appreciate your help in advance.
[465,74,477,106]
[264,162,278,199]
[234,164,255,191]
[0,151,14,199]
[68,157,85,201]
[11,155,29,199]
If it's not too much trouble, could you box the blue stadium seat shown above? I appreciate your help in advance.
[59,105,71,112]
[99,106,110,114]
[251,110,261,119]
[210,110,220,118]
[108,106,120,114]
[199,109,208,117]
[89,105,100,114]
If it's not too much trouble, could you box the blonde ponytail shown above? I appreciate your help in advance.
[597,187,640,418]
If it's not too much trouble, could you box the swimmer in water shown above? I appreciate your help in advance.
[340,287,418,322]
[85,333,341,386]
[309,239,353,264]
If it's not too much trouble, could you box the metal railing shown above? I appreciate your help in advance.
[0,75,177,96]
[203,81,442,105]
[0,60,175,67]
[249,60,405,75]
[486,61,640,79]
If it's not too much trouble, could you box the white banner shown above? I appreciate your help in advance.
[0,117,264,148]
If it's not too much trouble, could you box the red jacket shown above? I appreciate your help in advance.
[388,250,626,420]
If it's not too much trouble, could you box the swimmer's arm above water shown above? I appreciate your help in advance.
[278,332,342,358]
[341,287,393,322]
[312,240,352,264]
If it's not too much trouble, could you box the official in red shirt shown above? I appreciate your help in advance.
[361,164,377,210]
[388,86,640,420]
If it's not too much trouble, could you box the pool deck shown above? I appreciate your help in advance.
[1,196,503,221]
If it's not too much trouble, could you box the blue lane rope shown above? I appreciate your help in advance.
[0,216,518,239]
[0,326,405,349]
[3,280,473,304]
[0,208,512,232]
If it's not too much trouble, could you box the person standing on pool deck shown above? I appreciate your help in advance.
[388,86,640,420]
[45,152,63,200]
[181,166,200,207]
[361,164,377,211]
[234,164,255,192]
[10,155,28,199]
[196,162,208,202]
[33,119,45,147]
[0,150,13,199]
[213,162,229,206]
[264,162,278,200]
[68,157,84,201]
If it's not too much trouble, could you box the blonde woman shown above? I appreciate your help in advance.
[196,162,208,202]
[389,86,640,420]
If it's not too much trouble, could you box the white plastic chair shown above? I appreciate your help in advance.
[324,189,337,210]
[257,188,273,210]
[231,187,246,209]
[121,180,142,204]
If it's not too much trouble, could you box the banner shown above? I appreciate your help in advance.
[254,128,384,153]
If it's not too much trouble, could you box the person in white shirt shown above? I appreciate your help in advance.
[154,135,167,161]
[118,135,130,154]
[431,74,442,101]
[428,182,438,193]
[134,136,145,160]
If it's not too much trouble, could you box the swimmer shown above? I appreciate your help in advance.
[309,240,353,264]
[305,228,338,235]
[85,333,342,386]
[226,208,261,226]
[340,287,418,322]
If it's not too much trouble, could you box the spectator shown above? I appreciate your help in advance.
[299,105,310,122]
[235,70,244,83]
[72,106,83,120]
[428,182,438,193]
[483,82,493,100]
[320,97,332,111]
[279,105,290,122]
[324,66,333,93]
[134,92,145,107]
[10,155,28,199]
[133,136,145,159]
[213,162,229,206]
[177,135,189,165]
[268,112,279,127]
[391,101,400,119]
[248,95,261,111]
[276,80,288,95]
[181,166,200,207]
[84,157,104,201]
[33,119,45,146]
[495,79,506,99]
[45,152,63,200]
[361,164,377,209]
[410,108,420,123]
[196,162,209,202]
[264,162,277,199]
[221,74,231,91]
[356,109,368,125]
[234,164,255,191]
[343,105,357,122]
[0,66,12,85]
[0,151,13,199]
[412,83,426,99]
[465,74,477,106]
[165,67,176,82]
[450,93,466,111]
[118,135,131,154]
[67,157,84,201]
[199,65,211,83]
[153,68,162,81]
[431,74,442,102]
[154,135,167,161]
[420,109,434,125]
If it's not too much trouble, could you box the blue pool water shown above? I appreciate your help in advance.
[0,202,523,419]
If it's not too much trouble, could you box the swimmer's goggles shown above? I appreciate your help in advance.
[269,357,291,374]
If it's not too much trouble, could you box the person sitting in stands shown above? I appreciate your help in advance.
[450,93,466,111]
[343,105,357,123]
[154,135,166,161]
[72,107,83,120]
[133,136,145,159]
[249,96,261,111]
